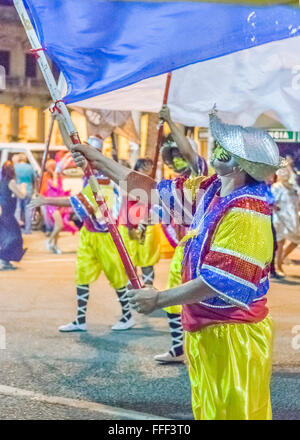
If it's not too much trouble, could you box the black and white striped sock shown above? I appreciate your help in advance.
[74,284,89,325]
[167,313,184,357]
[116,286,132,323]
[141,266,155,286]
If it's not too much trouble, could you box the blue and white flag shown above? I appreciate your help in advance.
[25,0,300,128]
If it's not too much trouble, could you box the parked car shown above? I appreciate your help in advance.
[0,142,83,194]
[0,142,83,230]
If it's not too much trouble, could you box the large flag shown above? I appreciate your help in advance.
[73,107,140,144]
[25,0,300,128]
[73,36,300,130]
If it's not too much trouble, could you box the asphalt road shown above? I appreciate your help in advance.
[0,232,300,420]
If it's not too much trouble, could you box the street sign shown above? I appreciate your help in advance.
[268,129,298,143]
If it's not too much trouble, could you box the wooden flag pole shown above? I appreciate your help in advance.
[151,72,172,179]
[38,113,55,194]
[14,0,142,289]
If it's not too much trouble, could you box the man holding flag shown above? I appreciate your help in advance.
[71,109,280,419]
[15,0,300,420]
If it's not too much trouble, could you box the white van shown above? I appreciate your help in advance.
[0,142,83,195]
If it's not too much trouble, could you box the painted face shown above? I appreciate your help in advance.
[211,142,239,176]
[173,156,188,172]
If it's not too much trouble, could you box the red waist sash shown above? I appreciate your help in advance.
[181,298,268,332]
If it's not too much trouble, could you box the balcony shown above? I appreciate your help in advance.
[3,76,49,95]
[0,5,19,24]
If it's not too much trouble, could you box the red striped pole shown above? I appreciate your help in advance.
[151,72,172,179]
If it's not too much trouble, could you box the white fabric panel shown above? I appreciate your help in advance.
[71,36,300,129]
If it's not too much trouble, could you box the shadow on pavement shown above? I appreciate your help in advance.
[52,316,194,420]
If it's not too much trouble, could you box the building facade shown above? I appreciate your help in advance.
[0,4,52,143]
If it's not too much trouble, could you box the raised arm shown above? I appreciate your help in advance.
[159,105,199,174]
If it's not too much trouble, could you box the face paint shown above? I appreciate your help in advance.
[211,143,240,176]
[211,143,232,162]
[173,156,188,172]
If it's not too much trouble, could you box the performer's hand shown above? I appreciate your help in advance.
[29,194,46,208]
[127,287,159,315]
[159,104,171,123]
[71,144,102,169]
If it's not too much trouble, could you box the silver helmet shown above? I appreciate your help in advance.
[209,107,281,181]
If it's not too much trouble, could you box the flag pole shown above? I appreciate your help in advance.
[151,72,172,179]
[31,112,55,227]
[14,0,142,289]
[38,113,55,194]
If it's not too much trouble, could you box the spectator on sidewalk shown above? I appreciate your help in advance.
[14,153,36,234]
[0,161,26,270]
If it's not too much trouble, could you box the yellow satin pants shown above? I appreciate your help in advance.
[164,244,184,314]
[75,227,128,290]
[119,224,161,268]
[185,316,273,420]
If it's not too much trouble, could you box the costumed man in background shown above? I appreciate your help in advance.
[31,136,134,332]
[71,108,280,420]
[118,158,161,288]
[154,105,208,363]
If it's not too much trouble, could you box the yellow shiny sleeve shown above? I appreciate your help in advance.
[211,209,273,266]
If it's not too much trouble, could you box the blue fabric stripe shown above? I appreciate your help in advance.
[25,0,300,104]
[200,267,258,308]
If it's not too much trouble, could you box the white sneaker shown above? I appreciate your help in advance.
[59,322,87,332]
[111,317,136,331]
[46,240,56,253]
[154,351,185,363]
[53,246,62,255]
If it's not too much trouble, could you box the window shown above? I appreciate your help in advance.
[25,53,37,78]
[0,51,10,75]
[52,61,60,82]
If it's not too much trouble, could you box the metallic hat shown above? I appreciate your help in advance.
[209,107,281,168]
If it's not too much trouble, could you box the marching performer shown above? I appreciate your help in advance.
[118,158,161,287]
[31,137,134,332]
[154,105,208,363]
[72,109,280,420]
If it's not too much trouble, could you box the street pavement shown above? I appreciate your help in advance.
[0,232,300,420]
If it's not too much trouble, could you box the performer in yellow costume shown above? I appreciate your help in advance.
[71,108,281,420]
[118,158,161,287]
[31,137,134,332]
[154,105,208,363]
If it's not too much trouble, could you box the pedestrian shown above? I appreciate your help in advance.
[272,167,300,275]
[71,108,280,420]
[42,159,78,254]
[0,161,26,270]
[14,153,36,234]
